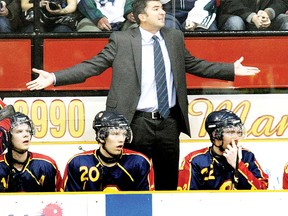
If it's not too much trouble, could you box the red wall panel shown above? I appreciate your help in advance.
[44,38,111,90]
[0,39,31,91]
[1,36,286,92]
[184,36,288,88]
[44,36,288,90]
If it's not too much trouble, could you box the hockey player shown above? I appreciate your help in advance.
[178,109,268,190]
[0,112,63,192]
[62,110,155,191]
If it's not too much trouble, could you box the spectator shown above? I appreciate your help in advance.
[178,109,269,190]
[21,0,80,32]
[0,112,63,192]
[217,0,288,31]
[62,111,154,191]
[282,162,288,189]
[26,0,260,190]
[76,0,137,32]
[162,0,219,31]
[0,0,22,32]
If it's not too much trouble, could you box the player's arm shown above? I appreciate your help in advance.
[62,161,84,191]
[177,158,191,190]
[0,176,8,192]
[53,163,63,192]
[34,156,63,192]
[237,151,268,189]
[134,158,155,191]
[177,153,201,190]
[283,162,288,189]
[178,152,208,190]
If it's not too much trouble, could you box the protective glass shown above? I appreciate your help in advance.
[108,127,128,136]
[222,124,246,139]
[107,126,133,143]
[10,121,35,136]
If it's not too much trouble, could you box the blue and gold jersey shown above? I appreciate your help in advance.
[63,148,154,191]
[178,147,268,190]
[0,152,63,192]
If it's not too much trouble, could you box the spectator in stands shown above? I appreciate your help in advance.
[76,0,137,32]
[162,0,219,31]
[26,0,260,191]
[0,112,63,192]
[178,109,269,190]
[217,0,288,31]
[21,0,80,32]
[62,110,154,191]
[0,0,22,32]
[282,162,288,189]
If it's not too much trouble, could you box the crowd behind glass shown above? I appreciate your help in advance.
[1,0,288,33]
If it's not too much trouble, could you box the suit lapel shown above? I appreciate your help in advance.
[130,28,142,86]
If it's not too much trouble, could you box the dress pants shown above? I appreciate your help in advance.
[127,106,180,190]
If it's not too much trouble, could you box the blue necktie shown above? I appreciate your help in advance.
[152,35,170,119]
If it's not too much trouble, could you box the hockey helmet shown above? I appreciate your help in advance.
[10,112,35,137]
[205,109,246,140]
[93,111,133,144]
[0,112,34,153]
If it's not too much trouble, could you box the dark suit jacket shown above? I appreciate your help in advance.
[55,27,234,136]
[217,0,288,28]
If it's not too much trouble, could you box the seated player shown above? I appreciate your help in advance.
[62,110,154,191]
[178,109,268,190]
[0,112,63,192]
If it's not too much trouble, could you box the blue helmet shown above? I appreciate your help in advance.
[93,111,133,144]
[205,109,245,141]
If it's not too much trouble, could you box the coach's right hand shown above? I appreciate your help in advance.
[26,68,54,90]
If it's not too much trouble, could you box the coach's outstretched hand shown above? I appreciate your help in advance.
[26,68,54,90]
[234,56,260,76]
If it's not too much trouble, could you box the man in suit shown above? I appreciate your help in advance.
[26,0,260,190]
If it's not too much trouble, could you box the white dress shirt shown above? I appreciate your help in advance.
[136,27,176,112]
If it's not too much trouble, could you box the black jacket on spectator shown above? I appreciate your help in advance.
[5,0,22,31]
[217,0,288,29]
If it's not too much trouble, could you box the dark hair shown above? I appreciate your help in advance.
[132,0,160,25]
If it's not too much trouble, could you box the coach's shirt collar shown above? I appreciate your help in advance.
[139,27,163,43]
